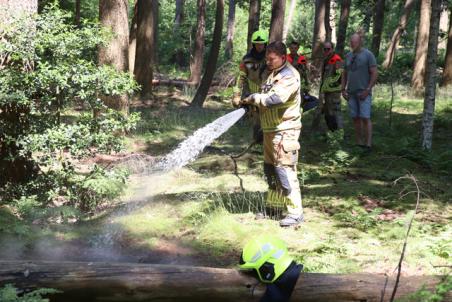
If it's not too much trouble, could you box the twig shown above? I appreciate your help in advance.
[388,175,422,302]
[231,155,245,193]
[380,274,389,302]
[230,140,257,193]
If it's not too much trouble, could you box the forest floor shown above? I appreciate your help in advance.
[1,84,451,276]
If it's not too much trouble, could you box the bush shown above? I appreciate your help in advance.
[0,284,59,302]
[0,4,138,216]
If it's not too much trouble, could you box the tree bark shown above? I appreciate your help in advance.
[421,0,443,150]
[189,0,206,85]
[173,0,184,32]
[283,0,297,43]
[312,0,328,69]
[0,261,449,302]
[225,0,236,60]
[191,0,224,108]
[128,0,137,74]
[98,0,129,114]
[336,0,351,56]
[133,0,157,99]
[247,0,261,50]
[382,0,416,69]
[411,0,431,93]
[371,0,386,57]
[441,7,452,86]
[269,0,286,43]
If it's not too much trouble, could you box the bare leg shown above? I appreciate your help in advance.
[353,118,363,145]
[362,118,372,147]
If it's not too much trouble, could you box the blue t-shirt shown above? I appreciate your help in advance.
[344,48,377,94]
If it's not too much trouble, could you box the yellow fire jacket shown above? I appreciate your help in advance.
[250,61,302,133]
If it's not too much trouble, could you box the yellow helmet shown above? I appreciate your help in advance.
[251,30,269,44]
[239,235,293,283]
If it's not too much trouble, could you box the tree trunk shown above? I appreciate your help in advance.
[173,0,185,67]
[0,0,39,185]
[336,0,351,56]
[371,0,386,57]
[441,7,452,86]
[247,0,261,50]
[151,0,159,68]
[283,0,297,42]
[269,0,286,43]
[0,261,449,302]
[312,0,328,69]
[75,0,81,27]
[411,0,431,93]
[325,0,332,42]
[225,0,236,60]
[98,0,129,114]
[421,0,443,150]
[191,0,224,108]
[128,0,137,74]
[189,0,206,85]
[133,0,156,99]
[382,0,416,69]
[173,0,184,32]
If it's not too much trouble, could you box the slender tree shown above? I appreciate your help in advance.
[191,0,224,107]
[382,0,416,68]
[371,0,386,56]
[247,0,261,50]
[441,7,452,86]
[75,0,81,27]
[189,0,206,84]
[312,0,329,69]
[225,0,236,60]
[174,0,184,32]
[129,0,137,74]
[283,0,297,42]
[411,0,431,92]
[325,0,332,42]
[336,0,351,56]
[99,0,129,113]
[421,0,443,150]
[269,0,286,43]
[134,0,157,99]
[151,0,159,68]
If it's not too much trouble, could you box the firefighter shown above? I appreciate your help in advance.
[241,41,303,227]
[287,41,310,96]
[232,30,269,143]
[319,41,344,131]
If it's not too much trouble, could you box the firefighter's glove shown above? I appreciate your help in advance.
[241,93,261,106]
[232,95,241,108]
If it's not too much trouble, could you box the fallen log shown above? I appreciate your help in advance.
[0,261,449,302]
[152,79,221,87]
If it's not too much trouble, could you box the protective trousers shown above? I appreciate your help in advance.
[263,129,302,217]
[323,92,343,131]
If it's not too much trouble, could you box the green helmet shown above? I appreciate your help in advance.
[251,30,269,44]
[239,235,293,283]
